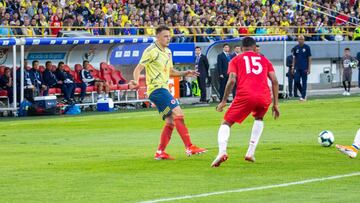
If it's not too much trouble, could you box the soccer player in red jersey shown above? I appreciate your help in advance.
[211,37,280,167]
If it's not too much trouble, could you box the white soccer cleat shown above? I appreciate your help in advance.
[342,91,348,96]
[347,92,351,96]
[211,154,228,167]
[336,144,358,158]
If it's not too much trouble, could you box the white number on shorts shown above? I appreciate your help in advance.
[244,56,263,75]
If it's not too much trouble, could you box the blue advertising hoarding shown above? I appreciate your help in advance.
[109,43,195,65]
[169,43,194,64]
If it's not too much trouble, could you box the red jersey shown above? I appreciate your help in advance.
[50,15,62,36]
[228,51,275,101]
[336,14,349,25]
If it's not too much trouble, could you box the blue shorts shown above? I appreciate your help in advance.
[149,88,179,120]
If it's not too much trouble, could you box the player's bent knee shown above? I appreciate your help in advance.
[222,120,234,127]
[165,117,174,125]
[171,106,183,117]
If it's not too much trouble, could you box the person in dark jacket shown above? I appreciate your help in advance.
[195,46,210,103]
[43,61,62,88]
[0,67,14,104]
[16,59,35,102]
[29,60,48,96]
[292,35,312,101]
[217,44,231,101]
[286,54,298,97]
[55,61,76,104]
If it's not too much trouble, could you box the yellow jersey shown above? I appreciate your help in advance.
[139,42,173,95]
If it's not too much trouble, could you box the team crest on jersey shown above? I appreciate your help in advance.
[171,99,176,105]
[303,48,306,52]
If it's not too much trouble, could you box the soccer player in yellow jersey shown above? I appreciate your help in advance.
[131,26,207,160]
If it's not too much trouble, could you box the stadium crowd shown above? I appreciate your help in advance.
[0,0,360,41]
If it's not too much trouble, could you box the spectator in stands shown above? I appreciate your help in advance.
[50,12,63,36]
[122,22,132,35]
[217,44,231,102]
[292,35,312,101]
[39,14,50,35]
[30,18,42,36]
[29,60,48,96]
[11,19,23,36]
[55,61,76,104]
[21,16,33,37]
[0,67,14,104]
[76,1,91,21]
[80,60,109,99]
[0,20,13,37]
[354,26,360,40]
[2,0,360,41]
[27,0,37,18]
[105,17,116,36]
[72,14,86,31]
[255,22,267,36]
[194,46,209,103]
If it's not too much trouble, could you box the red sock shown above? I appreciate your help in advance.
[158,123,174,151]
[174,116,192,148]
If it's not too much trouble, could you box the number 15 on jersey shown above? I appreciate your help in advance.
[243,56,263,75]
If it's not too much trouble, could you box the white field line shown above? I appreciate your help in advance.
[140,172,360,203]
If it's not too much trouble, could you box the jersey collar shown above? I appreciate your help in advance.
[155,42,165,52]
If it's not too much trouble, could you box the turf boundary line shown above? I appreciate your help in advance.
[140,172,360,203]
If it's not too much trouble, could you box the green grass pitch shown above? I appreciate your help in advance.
[1,96,360,202]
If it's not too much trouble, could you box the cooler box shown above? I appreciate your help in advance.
[97,98,114,111]
[34,96,57,109]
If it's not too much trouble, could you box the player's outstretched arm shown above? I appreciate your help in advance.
[130,64,145,86]
[170,68,199,77]
[268,71,280,119]
[216,73,236,112]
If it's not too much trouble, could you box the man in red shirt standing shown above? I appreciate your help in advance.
[211,37,280,167]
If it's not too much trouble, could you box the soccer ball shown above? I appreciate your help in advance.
[318,130,335,147]
[349,60,358,69]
